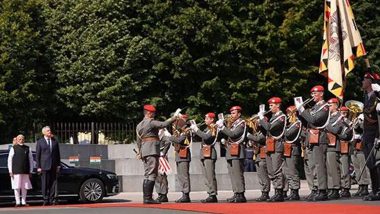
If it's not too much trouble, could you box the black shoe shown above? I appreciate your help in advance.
[21,204,30,207]
[226,193,237,202]
[306,189,318,201]
[175,193,191,203]
[201,195,218,203]
[232,193,246,203]
[255,192,270,202]
[287,189,300,201]
[328,189,340,200]
[15,204,21,207]
[42,201,49,206]
[340,189,351,198]
[359,185,369,196]
[268,189,284,202]
[157,194,169,203]
[283,191,288,199]
[363,192,380,201]
[313,190,328,201]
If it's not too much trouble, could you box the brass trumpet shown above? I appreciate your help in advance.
[300,97,314,107]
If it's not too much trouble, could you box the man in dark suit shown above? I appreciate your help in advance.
[36,126,61,205]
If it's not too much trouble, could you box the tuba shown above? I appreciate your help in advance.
[245,115,260,133]
[345,100,364,121]
[207,123,218,136]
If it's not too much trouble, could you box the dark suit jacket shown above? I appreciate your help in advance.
[36,137,61,171]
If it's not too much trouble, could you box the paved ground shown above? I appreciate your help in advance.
[0,181,379,214]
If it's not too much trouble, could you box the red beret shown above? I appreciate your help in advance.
[268,97,282,104]
[339,106,349,112]
[229,106,242,112]
[143,104,156,112]
[181,114,188,120]
[328,98,339,104]
[310,85,324,92]
[373,73,380,80]
[205,112,215,118]
[286,105,297,113]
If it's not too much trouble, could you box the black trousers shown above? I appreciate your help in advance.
[41,170,58,202]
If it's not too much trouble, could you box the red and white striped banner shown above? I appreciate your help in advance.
[158,157,171,175]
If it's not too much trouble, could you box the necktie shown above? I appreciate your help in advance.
[48,139,52,152]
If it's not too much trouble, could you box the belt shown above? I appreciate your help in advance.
[142,137,159,143]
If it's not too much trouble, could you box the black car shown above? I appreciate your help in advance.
[0,150,119,203]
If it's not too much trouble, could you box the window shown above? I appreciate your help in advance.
[0,154,8,168]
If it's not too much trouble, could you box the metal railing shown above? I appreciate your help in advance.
[42,122,136,144]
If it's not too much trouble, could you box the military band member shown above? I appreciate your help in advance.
[216,106,247,203]
[325,98,343,200]
[190,112,218,203]
[338,106,353,198]
[298,85,329,201]
[350,113,370,196]
[136,104,179,204]
[170,114,192,203]
[259,97,286,202]
[302,128,318,200]
[283,106,302,201]
[155,129,172,203]
[247,123,271,202]
[361,73,380,201]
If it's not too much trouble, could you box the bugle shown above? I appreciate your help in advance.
[300,97,314,107]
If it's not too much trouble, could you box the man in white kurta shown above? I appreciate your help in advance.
[7,135,34,207]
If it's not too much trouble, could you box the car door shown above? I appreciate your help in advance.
[0,153,13,196]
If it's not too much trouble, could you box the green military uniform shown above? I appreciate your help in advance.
[136,115,175,204]
[194,125,218,203]
[170,134,191,203]
[283,119,302,200]
[247,129,271,202]
[325,111,343,199]
[220,117,247,203]
[338,117,354,198]
[259,111,286,202]
[300,99,329,201]
[155,133,171,202]
[351,119,370,196]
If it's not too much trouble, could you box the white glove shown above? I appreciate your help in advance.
[216,119,224,128]
[258,111,264,120]
[163,129,172,137]
[190,124,199,132]
[354,134,361,140]
[358,113,364,121]
[160,152,165,157]
[376,103,380,112]
[298,106,305,113]
[173,108,182,117]
[221,138,226,145]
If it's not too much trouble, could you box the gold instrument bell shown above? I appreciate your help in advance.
[345,100,364,114]
[345,100,364,121]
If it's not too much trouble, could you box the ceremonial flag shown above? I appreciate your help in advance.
[158,157,172,175]
[319,0,366,100]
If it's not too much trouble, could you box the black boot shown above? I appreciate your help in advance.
[156,193,168,202]
[175,193,191,203]
[201,195,218,203]
[340,188,351,198]
[227,193,237,202]
[313,189,328,201]
[353,185,363,197]
[143,180,161,204]
[306,189,318,201]
[233,193,247,203]
[328,189,340,200]
[255,192,270,202]
[268,189,284,202]
[360,185,369,196]
[283,191,288,200]
[288,189,300,201]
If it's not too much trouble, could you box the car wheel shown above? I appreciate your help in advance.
[79,178,104,202]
